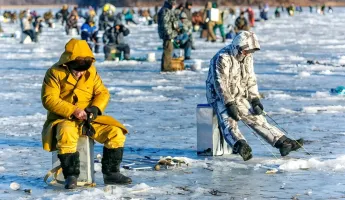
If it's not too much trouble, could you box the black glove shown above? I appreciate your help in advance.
[85,106,100,121]
[251,98,264,115]
[226,102,240,121]
[82,119,95,137]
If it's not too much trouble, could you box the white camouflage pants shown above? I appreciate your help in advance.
[210,98,285,148]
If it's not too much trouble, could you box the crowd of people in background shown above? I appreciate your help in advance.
[17,9,44,42]
[0,2,335,62]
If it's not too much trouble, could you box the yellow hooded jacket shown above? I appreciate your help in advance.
[41,39,127,152]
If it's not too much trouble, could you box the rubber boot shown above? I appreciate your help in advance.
[58,152,80,189]
[65,176,78,189]
[102,147,132,185]
[275,136,304,156]
[234,140,253,161]
[290,138,304,151]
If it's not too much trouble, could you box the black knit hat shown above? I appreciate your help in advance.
[113,18,122,27]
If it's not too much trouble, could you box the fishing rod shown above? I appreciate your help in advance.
[239,115,279,160]
[262,111,311,155]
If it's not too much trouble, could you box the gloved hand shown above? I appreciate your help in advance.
[85,106,100,121]
[226,102,240,121]
[251,98,264,115]
[82,120,95,137]
[81,106,99,137]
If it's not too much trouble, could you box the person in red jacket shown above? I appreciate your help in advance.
[247,7,255,27]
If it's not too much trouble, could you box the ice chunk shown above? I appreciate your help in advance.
[298,71,311,77]
[10,182,20,190]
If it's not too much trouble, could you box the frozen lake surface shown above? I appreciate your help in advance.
[0,8,345,199]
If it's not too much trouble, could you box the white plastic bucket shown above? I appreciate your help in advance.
[191,59,202,71]
[147,52,156,62]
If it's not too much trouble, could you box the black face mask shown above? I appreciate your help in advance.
[67,57,94,71]
[244,49,256,54]
[244,48,260,54]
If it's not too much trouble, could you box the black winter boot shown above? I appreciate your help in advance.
[58,152,80,189]
[234,140,253,161]
[275,136,304,156]
[102,147,132,185]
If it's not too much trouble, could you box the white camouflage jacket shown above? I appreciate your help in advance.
[206,31,261,105]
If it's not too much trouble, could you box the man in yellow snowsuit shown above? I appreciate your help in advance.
[41,39,131,189]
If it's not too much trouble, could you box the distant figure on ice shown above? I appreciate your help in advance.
[81,18,100,53]
[103,19,131,60]
[287,4,295,16]
[43,10,54,28]
[33,16,43,40]
[56,4,69,25]
[328,6,333,13]
[21,11,37,42]
[174,12,193,60]
[275,7,281,18]
[259,3,269,20]
[99,3,117,31]
[182,1,193,22]
[203,2,218,42]
[181,1,195,49]
[212,2,226,43]
[70,6,79,19]
[123,8,137,25]
[174,3,184,19]
[41,39,131,189]
[321,4,326,14]
[234,11,249,34]
[84,6,96,21]
[158,0,179,71]
[246,7,255,27]
[65,13,79,35]
[206,31,304,161]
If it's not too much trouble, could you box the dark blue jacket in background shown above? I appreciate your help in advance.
[81,23,97,41]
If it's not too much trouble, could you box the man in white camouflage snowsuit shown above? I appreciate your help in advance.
[158,0,179,71]
[206,31,303,161]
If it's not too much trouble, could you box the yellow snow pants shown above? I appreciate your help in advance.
[55,120,126,154]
